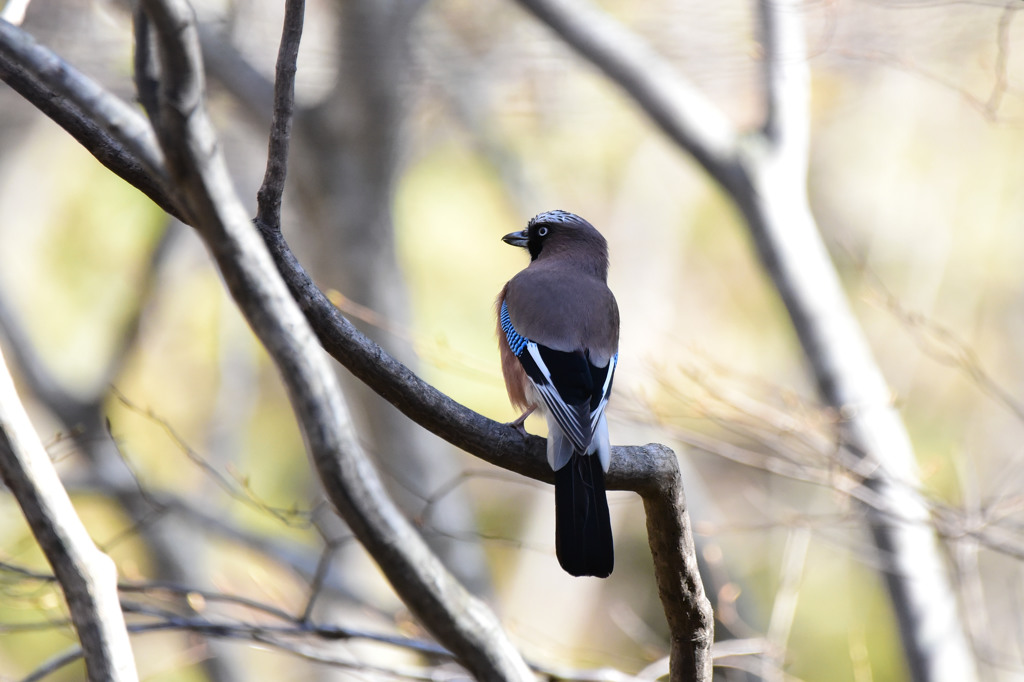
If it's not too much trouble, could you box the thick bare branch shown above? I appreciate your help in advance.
[636,445,715,680]
[0,347,137,682]
[134,0,532,678]
[0,19,189,223]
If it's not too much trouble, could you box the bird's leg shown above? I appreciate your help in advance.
[507,407,535,435]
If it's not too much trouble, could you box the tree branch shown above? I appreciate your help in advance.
[0,347,138,682]
[758,0,809,157]
[3,554,676,681]
[509,0,740,187]
[255,0,304,229]
[132,7,161,128]
[0,221,253,682]
[0,18,190,223]
[134,0,533,678]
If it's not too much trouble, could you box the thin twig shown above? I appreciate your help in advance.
[110,388,314,526]
[22,645,86,682]
[764,527,811,680]
[255,0,305,230]
[299,543,336,623]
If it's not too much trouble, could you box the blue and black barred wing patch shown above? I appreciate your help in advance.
[499,300,528,357]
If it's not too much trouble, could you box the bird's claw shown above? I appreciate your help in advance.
[506,407,535,436]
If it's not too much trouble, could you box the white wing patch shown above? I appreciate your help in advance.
[590,353,616,436]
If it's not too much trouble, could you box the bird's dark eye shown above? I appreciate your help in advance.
[537,226,549,237]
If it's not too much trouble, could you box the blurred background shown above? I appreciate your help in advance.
[2,0,1024,680]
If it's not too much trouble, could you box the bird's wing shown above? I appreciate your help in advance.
[522,342,593,453]
[500,300,616,457]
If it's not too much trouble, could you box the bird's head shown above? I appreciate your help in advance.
[502,210,609,276]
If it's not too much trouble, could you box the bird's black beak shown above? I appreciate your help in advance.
[502,229,529,247]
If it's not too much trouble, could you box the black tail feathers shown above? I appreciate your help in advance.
[554,452,614,578]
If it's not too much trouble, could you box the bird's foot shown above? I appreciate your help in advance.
[506,407,535,436]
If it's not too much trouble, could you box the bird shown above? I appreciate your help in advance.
[496,209,619,578]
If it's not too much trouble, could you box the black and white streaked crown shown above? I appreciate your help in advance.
[527,209,585,228]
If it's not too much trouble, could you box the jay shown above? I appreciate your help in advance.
[497,210,619,578]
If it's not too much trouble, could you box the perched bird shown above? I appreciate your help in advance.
[496,210,619,578]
